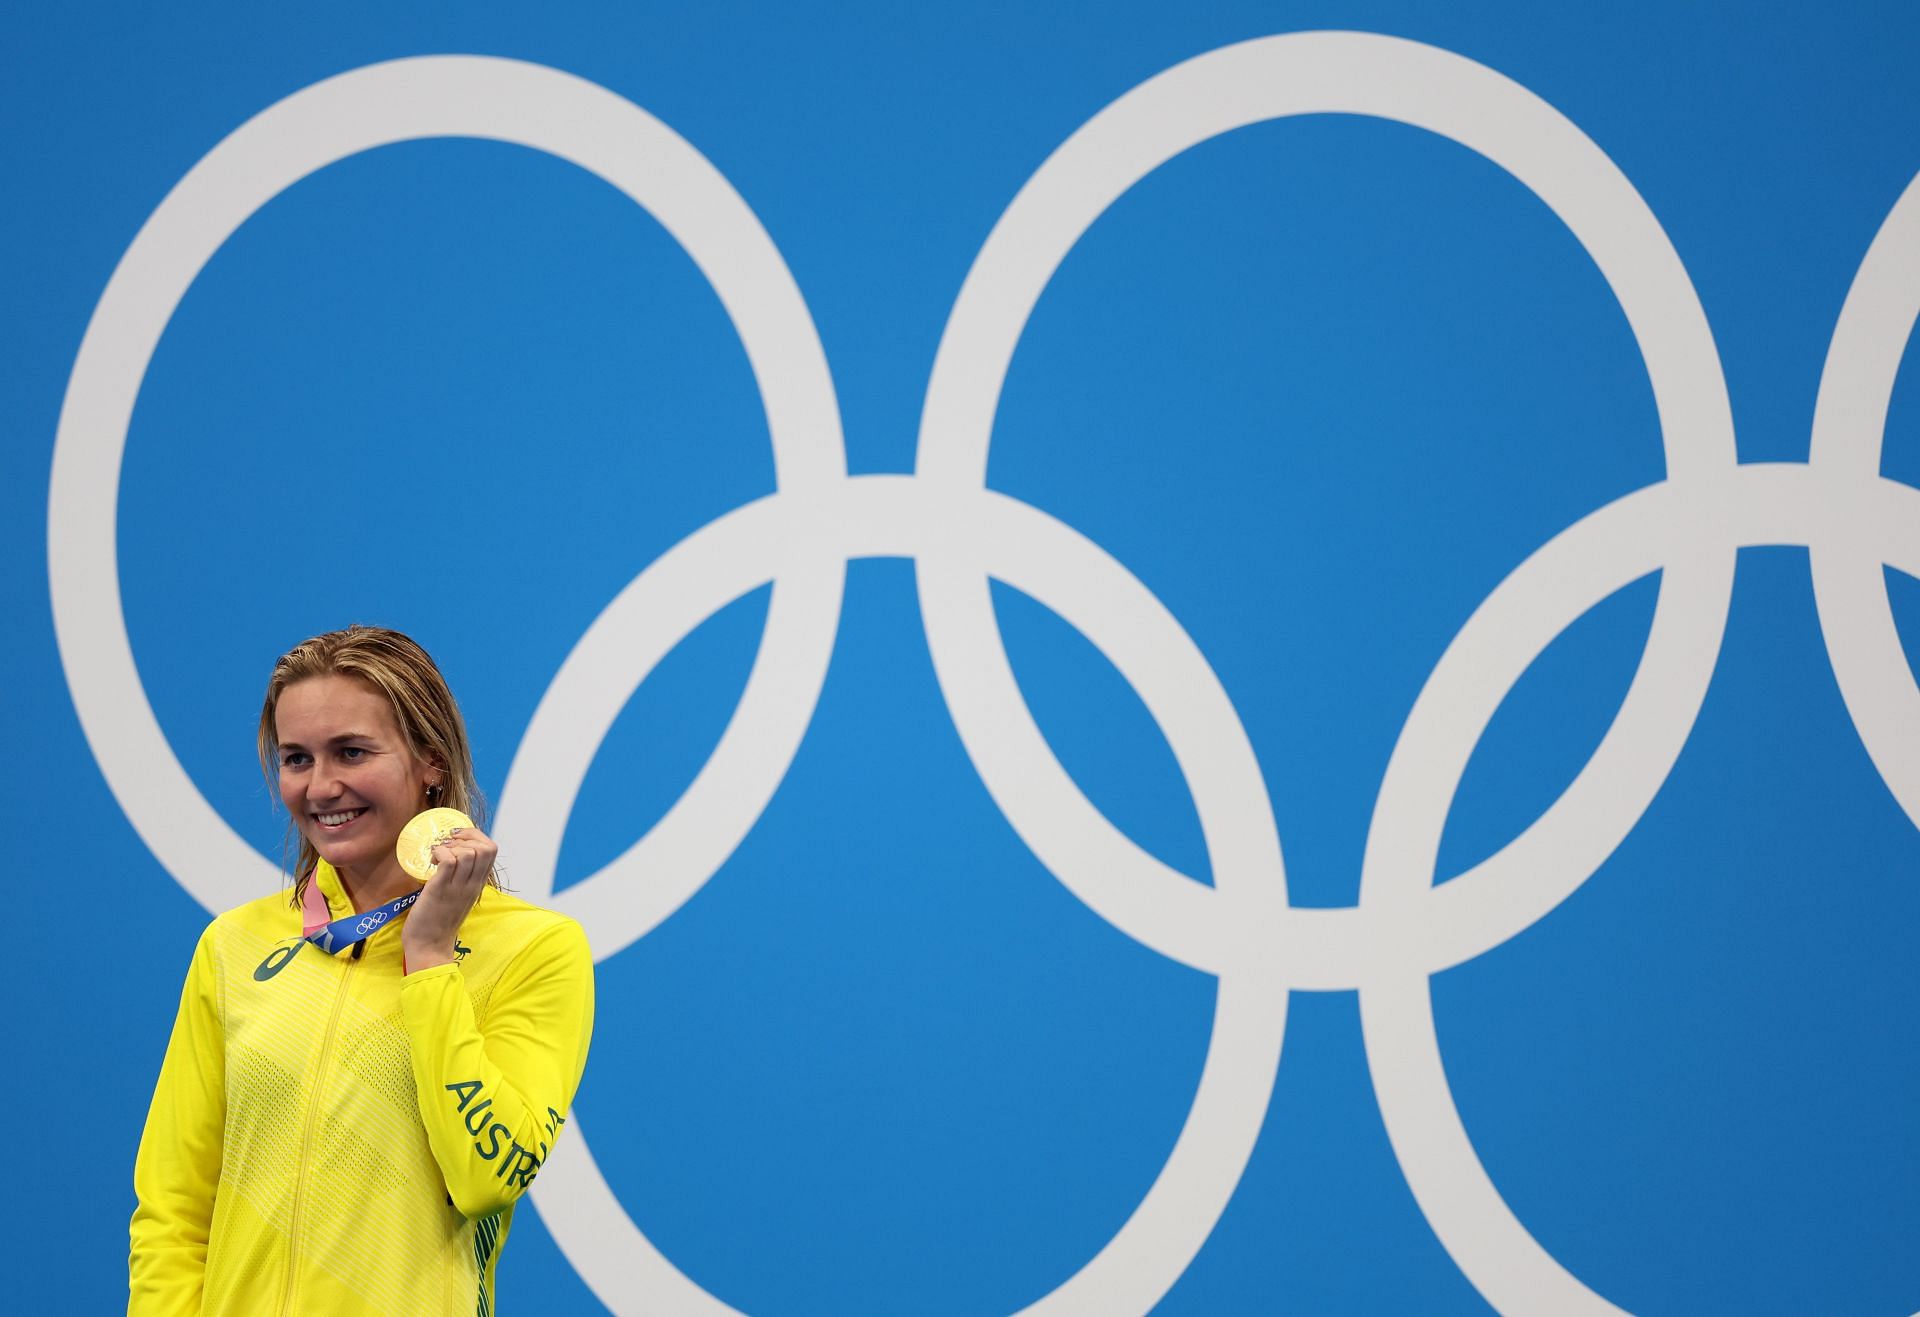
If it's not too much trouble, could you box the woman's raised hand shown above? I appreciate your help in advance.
[401,827,498,971]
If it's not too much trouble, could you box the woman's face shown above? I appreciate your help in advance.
[274,673,437,887]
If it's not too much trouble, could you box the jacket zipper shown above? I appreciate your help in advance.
[278,948,357,1314]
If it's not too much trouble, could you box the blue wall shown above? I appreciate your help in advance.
[5,3,1919,1312]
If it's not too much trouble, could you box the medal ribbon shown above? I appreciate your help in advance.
[301,868,419,955]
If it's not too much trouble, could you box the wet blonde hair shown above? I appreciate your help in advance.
[258,624,496,903]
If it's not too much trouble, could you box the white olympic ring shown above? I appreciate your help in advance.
[47,31,1920,1317]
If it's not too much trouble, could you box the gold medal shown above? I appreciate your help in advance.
[396,807,476,882]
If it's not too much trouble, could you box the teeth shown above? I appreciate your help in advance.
[316,810,364,826]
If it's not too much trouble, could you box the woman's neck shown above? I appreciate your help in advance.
[333,858,417,913]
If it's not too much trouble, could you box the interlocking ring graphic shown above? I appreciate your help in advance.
[48,30,1920,1316]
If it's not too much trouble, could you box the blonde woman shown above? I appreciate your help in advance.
[130,625,594,1315]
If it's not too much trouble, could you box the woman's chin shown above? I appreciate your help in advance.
[310,836,389,876]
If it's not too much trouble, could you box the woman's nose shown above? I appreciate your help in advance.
[307,759,344,800]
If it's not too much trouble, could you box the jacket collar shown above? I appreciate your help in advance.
[304,859,351,932]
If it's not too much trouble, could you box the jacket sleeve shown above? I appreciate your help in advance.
[129,924,225,1316]
[401,919,595,1219]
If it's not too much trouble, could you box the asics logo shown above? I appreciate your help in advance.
[253,939,304,982]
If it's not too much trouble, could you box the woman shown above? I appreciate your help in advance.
[130,625,595,1315]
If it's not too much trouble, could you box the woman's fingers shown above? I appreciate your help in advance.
[431,828,498,886]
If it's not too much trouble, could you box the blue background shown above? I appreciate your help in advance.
[5,2,1920,1312]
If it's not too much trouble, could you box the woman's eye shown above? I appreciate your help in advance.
[281,753,309,769]
[340,746,366,761]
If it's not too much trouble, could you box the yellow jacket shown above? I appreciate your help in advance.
[130,861,594,1315]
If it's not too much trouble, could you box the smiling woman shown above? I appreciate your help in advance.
[272,675,443,889]
[128,625,595,1316]
[257,626,494,906]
